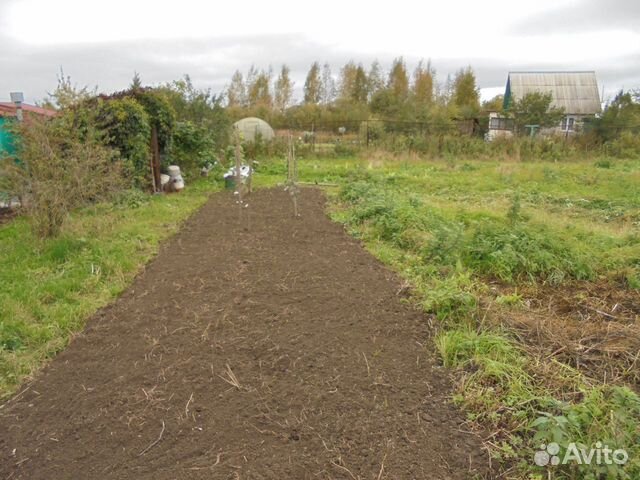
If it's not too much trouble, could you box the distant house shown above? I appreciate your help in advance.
[0,99,56,206]
[0,102,56,156]
[488,71,601,138]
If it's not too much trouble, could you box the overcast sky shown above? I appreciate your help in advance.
[1,0,639,105]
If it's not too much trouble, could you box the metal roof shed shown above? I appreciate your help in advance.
[503,71,601,115]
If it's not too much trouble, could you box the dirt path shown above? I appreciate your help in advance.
[0,188,487,479]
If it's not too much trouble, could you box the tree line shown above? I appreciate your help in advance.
[224,58,485,128]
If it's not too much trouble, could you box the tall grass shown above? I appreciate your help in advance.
[339,179,618,284]
[0,180,219,397]
[331,159,640,478]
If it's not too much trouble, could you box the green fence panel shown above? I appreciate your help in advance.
[0,117,17,156]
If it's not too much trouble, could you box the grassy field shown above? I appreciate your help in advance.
[0,179,220,397]
[2,156,639,478]
[259,156,640,478]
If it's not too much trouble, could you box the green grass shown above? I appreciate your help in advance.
[0,179,220,397]
[289,155,640,478]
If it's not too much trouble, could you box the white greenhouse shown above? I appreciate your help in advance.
[233,117,275,142]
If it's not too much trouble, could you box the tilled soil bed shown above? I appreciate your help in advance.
[0,188,487,479]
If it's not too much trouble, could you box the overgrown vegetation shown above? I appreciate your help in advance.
[316,157,640,479]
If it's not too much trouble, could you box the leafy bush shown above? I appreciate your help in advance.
[159,75,231,150]
[95,97,151,186]
[135,90,176,153]
[606,131,640,159]
[169,121,216,171]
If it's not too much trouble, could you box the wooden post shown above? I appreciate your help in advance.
[151,126,161,193]
[234,130,243,222]
[286,134,299,217]
[366,120,370,148]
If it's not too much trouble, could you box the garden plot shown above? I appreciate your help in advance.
[0,188,487,479]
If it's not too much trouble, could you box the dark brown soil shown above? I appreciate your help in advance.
[0,188,488,479]
[0,207,17,225]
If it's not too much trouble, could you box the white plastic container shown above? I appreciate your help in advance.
[165,166,185,192]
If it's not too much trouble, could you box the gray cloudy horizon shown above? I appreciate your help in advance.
[1,0,639,105]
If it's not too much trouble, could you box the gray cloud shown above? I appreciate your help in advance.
[512,0,640,35]
[0,33,377,103]
[0,30,638,105]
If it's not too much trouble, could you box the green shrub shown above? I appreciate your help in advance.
[170,121,216,172]
[606,131,640,159]
[135,90,176,153]
[95,98,151,186]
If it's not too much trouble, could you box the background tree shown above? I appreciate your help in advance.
[370,58,410,118]
[338,61,356,103]
[273,65,294,112]
[367,60,385,101]
[339,62,368,104]
[245,65,258,101]
[227,70,246,108]
[43,68,94,110]
[352,65,369,104]
[247,69,272,109]
[130,72,143,91]
[482,94,504,112]
[320,63,336,105]
[509,92,565,133]
[437,73,454,106]
[594,90,640,141]
[412,60,434,107]
[452,67,480,117]
[304,62,322,104]
[387,57,409,103]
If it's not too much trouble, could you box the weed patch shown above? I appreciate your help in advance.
[332,160,640,478]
